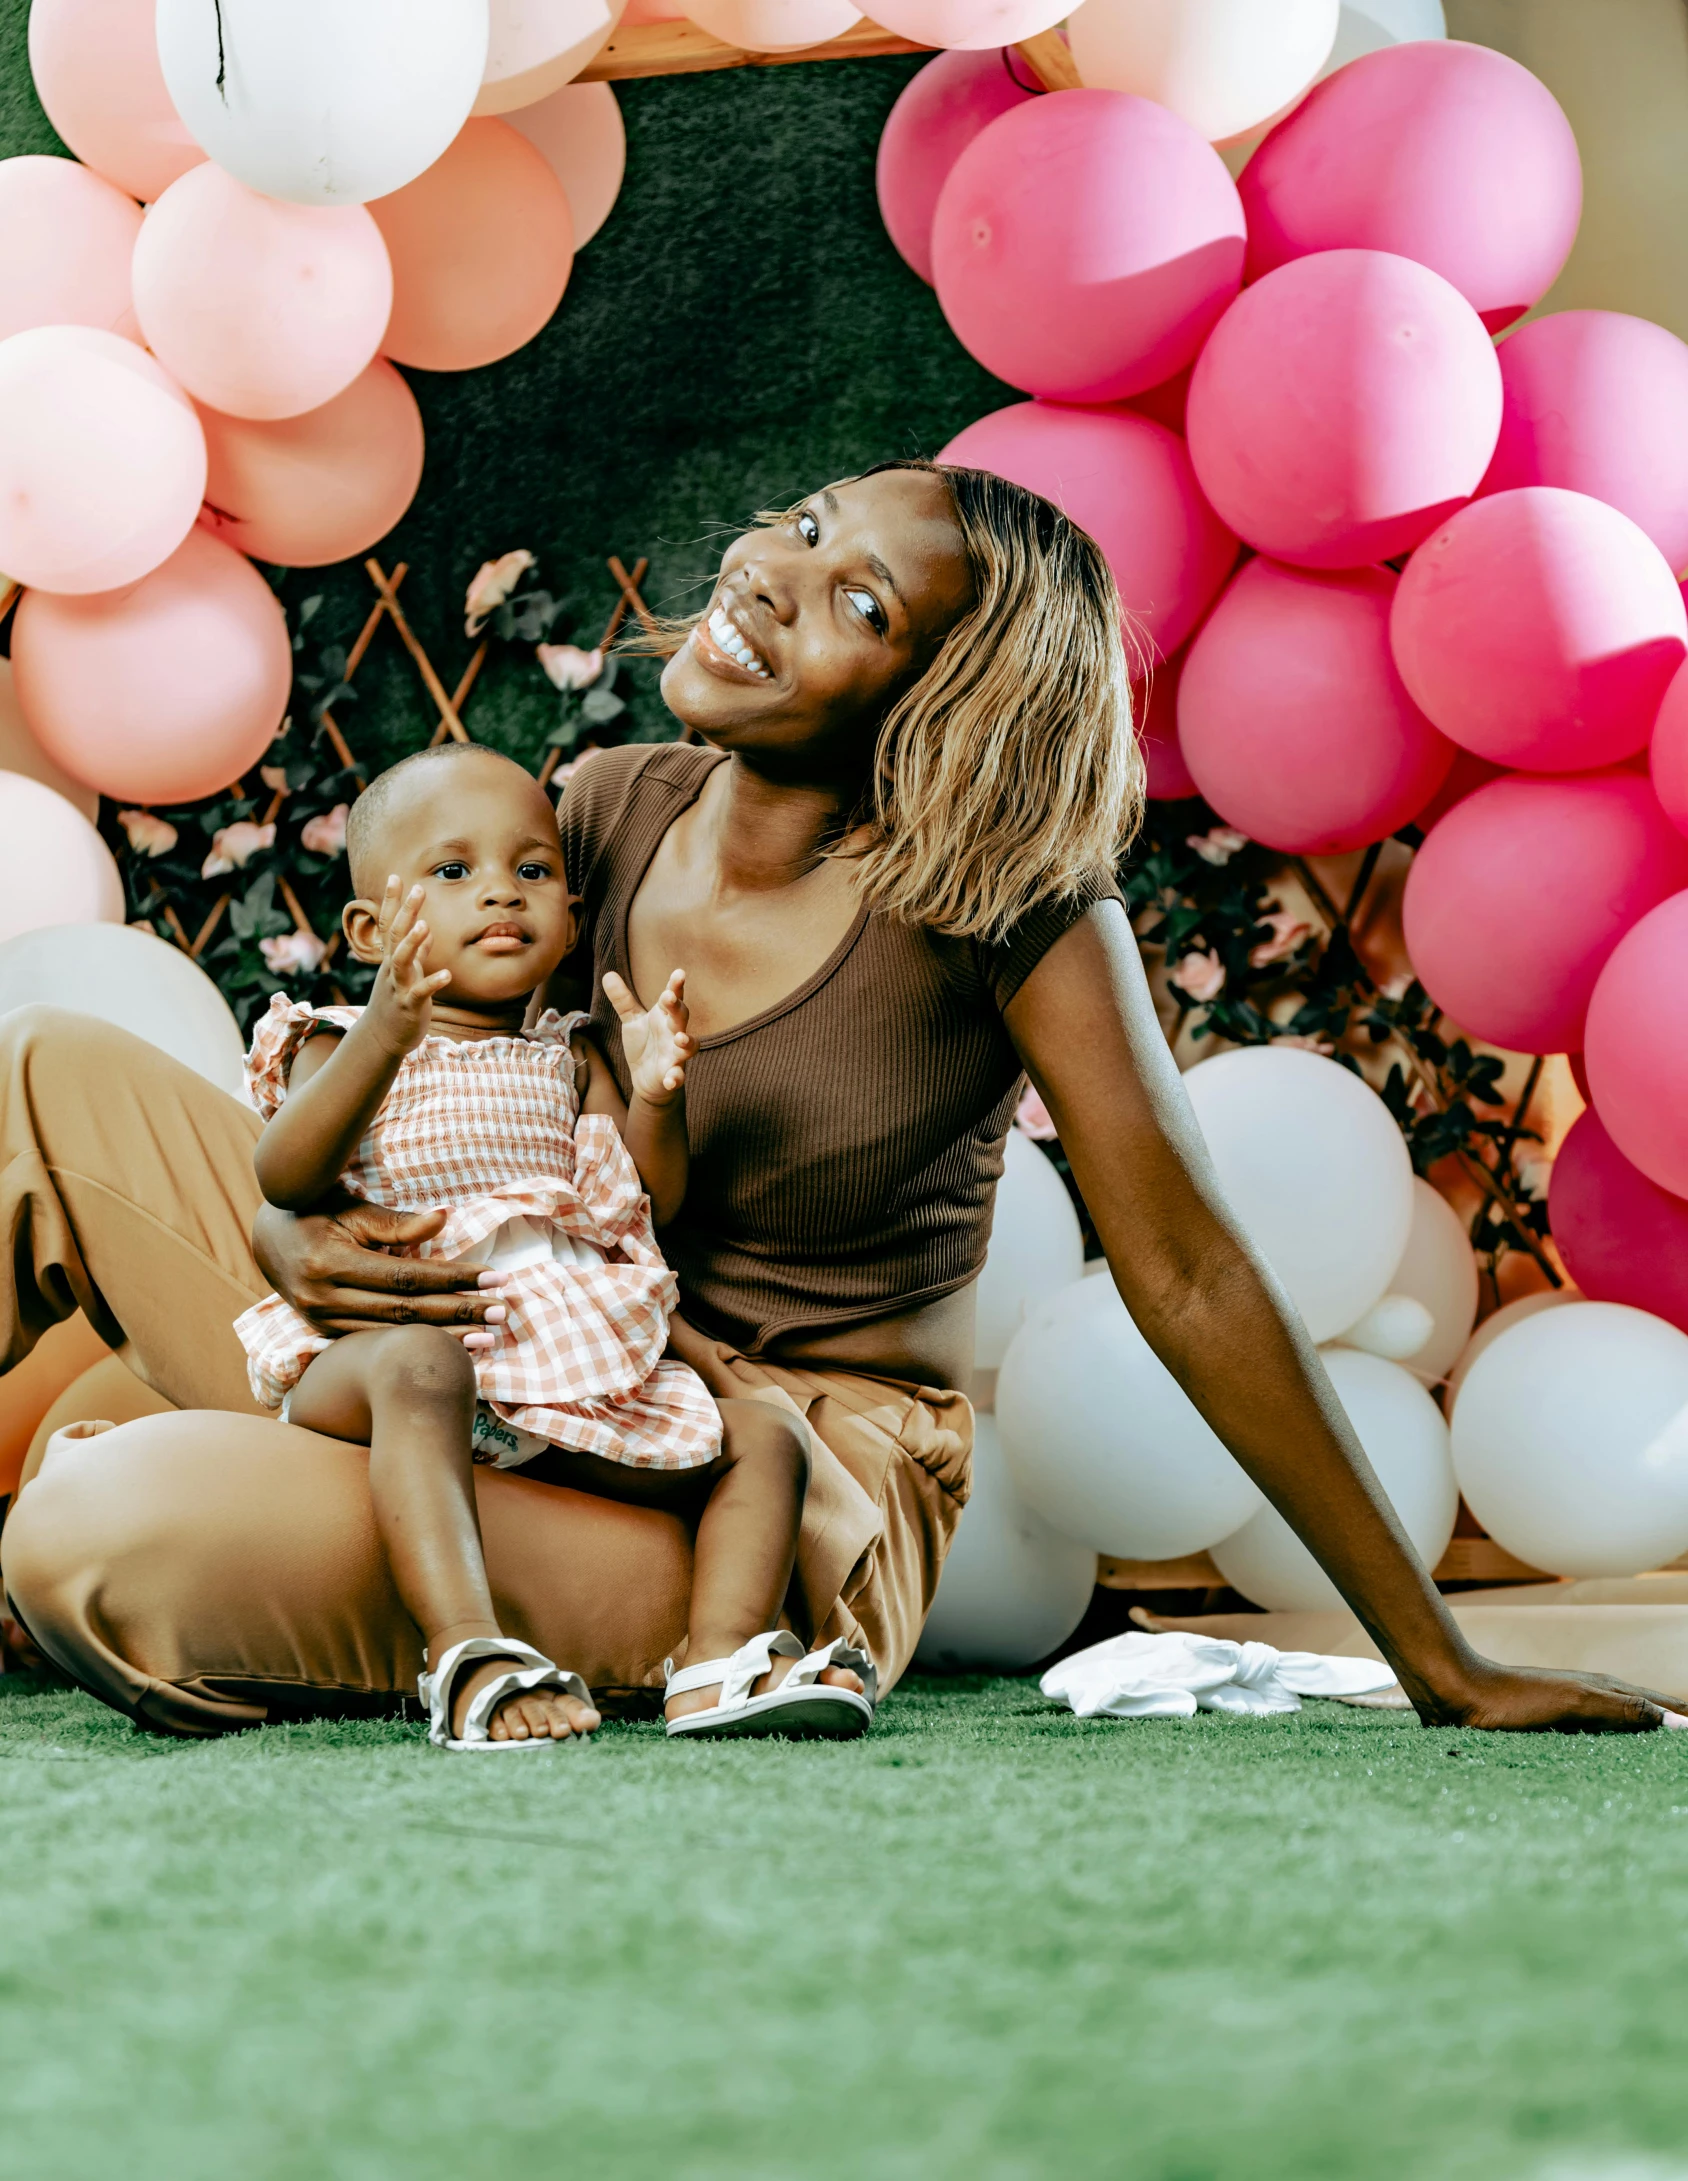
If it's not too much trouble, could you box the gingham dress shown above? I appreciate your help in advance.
[233,997,722,1471]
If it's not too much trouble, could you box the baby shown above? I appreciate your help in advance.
[235,744,872,1750]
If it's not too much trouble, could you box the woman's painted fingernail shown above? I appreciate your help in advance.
[462,1333,493,1351]
[1663,1709,1688,1729]
[484,1305,508,1324]
[476,1270,508,1290]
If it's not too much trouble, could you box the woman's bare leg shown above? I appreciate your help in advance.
[287,1329,600,1742]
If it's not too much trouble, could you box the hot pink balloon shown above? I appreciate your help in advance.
[1177,559,1452,854]
[1185,249,1501,569]
[0,156,143,344]
[876,49,1035,286]
[1402,770,1688,1054]
[1137,654,1196,800]
[11,529,292,806]
[26,0,203,203]
[1390,487,1688,772]
[1651,659,1688,840]
[1241,41,1580,334]
[1478,312,1688,577]
[1130,364,1192,436]
[938,401,1237,663]
[0,772,125,945]
[871,0,1067,54]
[1585,892,1688,1199]
[0,327,206,595]
[1550,1110,1688,1338]
[196,361,424,569]
[132,163,393,421]
[931,90,1246,404]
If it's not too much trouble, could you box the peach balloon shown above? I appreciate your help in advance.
[11,530,292,806]
[0,774,125,944]
[26,0,203,203]
[871,0,1067,51]
[681,0,861,52]
[371,122,573,372]
[474,0,626,113]
[132,164,393,421]
[0,661,99,823]
[0,157,143,344]
[197,362,425,569]
[0,327,207,595]
[508,82,627,247]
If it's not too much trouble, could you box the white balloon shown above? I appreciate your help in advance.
[1220,0,1444,175]
[0,659,97,824]
[1345,0,1444,37]
[1068,0,1341,144]
[975,1129,1086,1371]
[0,774,124,944]
[1453,1303,1688,1579]
[1336,1292,1434,1362]
[914,1416,1096,1671]
[0,921,247,1095]
[997,1274,1262,1558]
[1212,1348,1456,1609]
[1445,1288,1579,1416]
[1181,1046,1414,1345]
[156,0,491,206]
[474,0,625,116]
[507,81,625,246]
[1367,1176,1480,1388]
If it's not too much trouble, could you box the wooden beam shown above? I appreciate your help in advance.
[1014,28,1080,91]
[578,15,929,80]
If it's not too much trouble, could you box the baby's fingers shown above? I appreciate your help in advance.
[384,882,426,955]
[391,913,433,978]
[601,970,643,1024]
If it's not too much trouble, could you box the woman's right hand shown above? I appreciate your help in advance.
[252,1199,497,1337]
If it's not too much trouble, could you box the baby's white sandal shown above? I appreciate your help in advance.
[664,1630,876,1740]
[419,1635,592,1752]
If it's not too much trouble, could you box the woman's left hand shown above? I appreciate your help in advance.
[1412,1659,1687,1734]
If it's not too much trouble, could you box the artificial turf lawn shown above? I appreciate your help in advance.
[2,1671,1687,2180]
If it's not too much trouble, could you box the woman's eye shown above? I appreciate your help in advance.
[845,587,887,634]
[797,509,819,545]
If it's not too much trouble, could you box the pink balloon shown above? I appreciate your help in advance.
[1478,312,1688,577]
[931,90,1245,403]
[26,0,203,204]
[938,401,1237,663]
[1402,771,1688,1054]
[1550,1110,1688,1338]
[1137,654,1197,800]
[1130,364,1192,436]
[871,0,1067,54]
[1186,249,1501,569]
[876,50,1035,286]
[1177,558,1452,854]
[0,327,206,595]
[1652,659,1688,839]
[0,156,143,344]
[1390,487,1688,772]
[1585,891,1688,1198]
[197,361,425,569]
[132,163,393,422]
[1412,747,1503,834]
[371,122,573,373]
[0,772,125,944]
[1240,41,1580,334]
[679,0,860,53]
[507,82,626,250]
[11,529,292,805]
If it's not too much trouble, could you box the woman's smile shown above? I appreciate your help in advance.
[692,597,774,682]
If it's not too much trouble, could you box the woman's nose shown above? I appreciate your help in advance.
[736,544,797,625]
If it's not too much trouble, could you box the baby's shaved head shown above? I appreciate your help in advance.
[345,744,554,897]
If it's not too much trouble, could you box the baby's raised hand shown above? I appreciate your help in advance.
[368,878,452,1055]
[605,967,693,1106]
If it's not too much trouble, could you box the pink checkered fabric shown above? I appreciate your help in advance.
[234,996,722,1470]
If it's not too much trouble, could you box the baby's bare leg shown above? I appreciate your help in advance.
[287,1331,600,1742]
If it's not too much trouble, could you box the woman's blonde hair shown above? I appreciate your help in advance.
[639,460,1144,943]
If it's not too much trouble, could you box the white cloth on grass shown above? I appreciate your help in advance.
[1040,1631,1403,1720]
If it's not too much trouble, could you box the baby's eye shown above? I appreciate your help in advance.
[517,861,554,882]
[796,509,819,545]
[845,587,887,635]
[433,861,470,881]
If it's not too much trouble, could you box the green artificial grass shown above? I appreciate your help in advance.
[3,1671,1688,2180]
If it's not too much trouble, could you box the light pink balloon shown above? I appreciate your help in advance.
[1652,659,1688,839]
[132,163,393,421]
[27,0,204,203]
[1137,654,1197,800]
[1402,770,1688,1054]
[1186,249,1500,569]
[11,529,292,805]
[1550,1111,1688,1339]
[681,0,861,51]
[938,401,1238,663]
[1390,487,1688,772]
[0,772,125,944]
[1585,892,1688,1198]
[1478,312,1688,576]
[1177,559,1452,854]
[931,90,1245,404]
[0,326,206,595]
[507,81,626,249]
[876,49,1035,286]
[870,0,1067,54]
[0,156,143,344]
[1241,40,1580,334]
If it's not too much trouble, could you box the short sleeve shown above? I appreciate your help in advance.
[244,995,357,1118]
[978,869,1126,1012]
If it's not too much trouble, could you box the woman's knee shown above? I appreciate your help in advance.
[365,1325,478,1405]
[716,1398,811,1489]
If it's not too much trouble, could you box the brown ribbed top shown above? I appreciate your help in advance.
[560,743,1120,1355]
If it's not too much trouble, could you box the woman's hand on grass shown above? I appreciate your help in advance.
[1413,1658,1688,1734]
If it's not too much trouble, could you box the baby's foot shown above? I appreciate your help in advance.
[665,1653,863,1724]
[454,1655,601,1743]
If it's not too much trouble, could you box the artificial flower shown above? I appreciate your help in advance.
[1014,1087,1059,1142]
[300,803,349,857]
[116,809,177,859]
[1185,825,1248,868]
[1273,1033,1335,1056]
[259,765,290,794]
[1248,910,1312,968]
[201,821,275,879]
[464,549,536,636]
[536,643,604,692]
[1170,950,1226,1003]
[1514,1147,1554,1201]
[260,931,327,977]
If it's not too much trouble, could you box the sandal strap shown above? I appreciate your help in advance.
[783,1638,879,1708]
[663,1629,803,1708]
[420,1636,590,1748]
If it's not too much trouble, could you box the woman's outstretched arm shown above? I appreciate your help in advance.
[1006,901,1675,1733]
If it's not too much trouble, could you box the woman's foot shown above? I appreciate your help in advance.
[451,1653,600,1741]
[665,1649,863,1724]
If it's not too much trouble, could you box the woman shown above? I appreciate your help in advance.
[0,463,1671,1734]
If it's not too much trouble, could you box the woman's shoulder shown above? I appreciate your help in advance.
[969,868,1126,1012]
[559,739,719,839]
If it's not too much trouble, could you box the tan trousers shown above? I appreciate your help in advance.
[0,1009,972,1736]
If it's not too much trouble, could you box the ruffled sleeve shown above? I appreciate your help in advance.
[244,996,359,1119]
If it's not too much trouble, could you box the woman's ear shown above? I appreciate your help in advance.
[342,898,383,964]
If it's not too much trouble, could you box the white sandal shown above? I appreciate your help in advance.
[664,1631,877,1741]
[419,1636,593,1752]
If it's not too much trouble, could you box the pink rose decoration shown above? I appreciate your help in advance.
[1186,825,1248,867]
[1014,1087,1059,1142]
[301,803,349,857]
[1273,1033,1335,1055]
[201,821,276,879]
[259,764,290,794]
[1170,950,1226,1003]
[464,549,537,636]
[536,643,604,692]
[1248,910,1312,968]
[116,809,177,858]
[260,931,327,977]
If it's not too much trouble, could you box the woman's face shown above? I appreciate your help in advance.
[660,469,974,777]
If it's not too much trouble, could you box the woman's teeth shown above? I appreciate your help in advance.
[708,606,770,678]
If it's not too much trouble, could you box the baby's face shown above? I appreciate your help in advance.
[347,757,577,1007]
